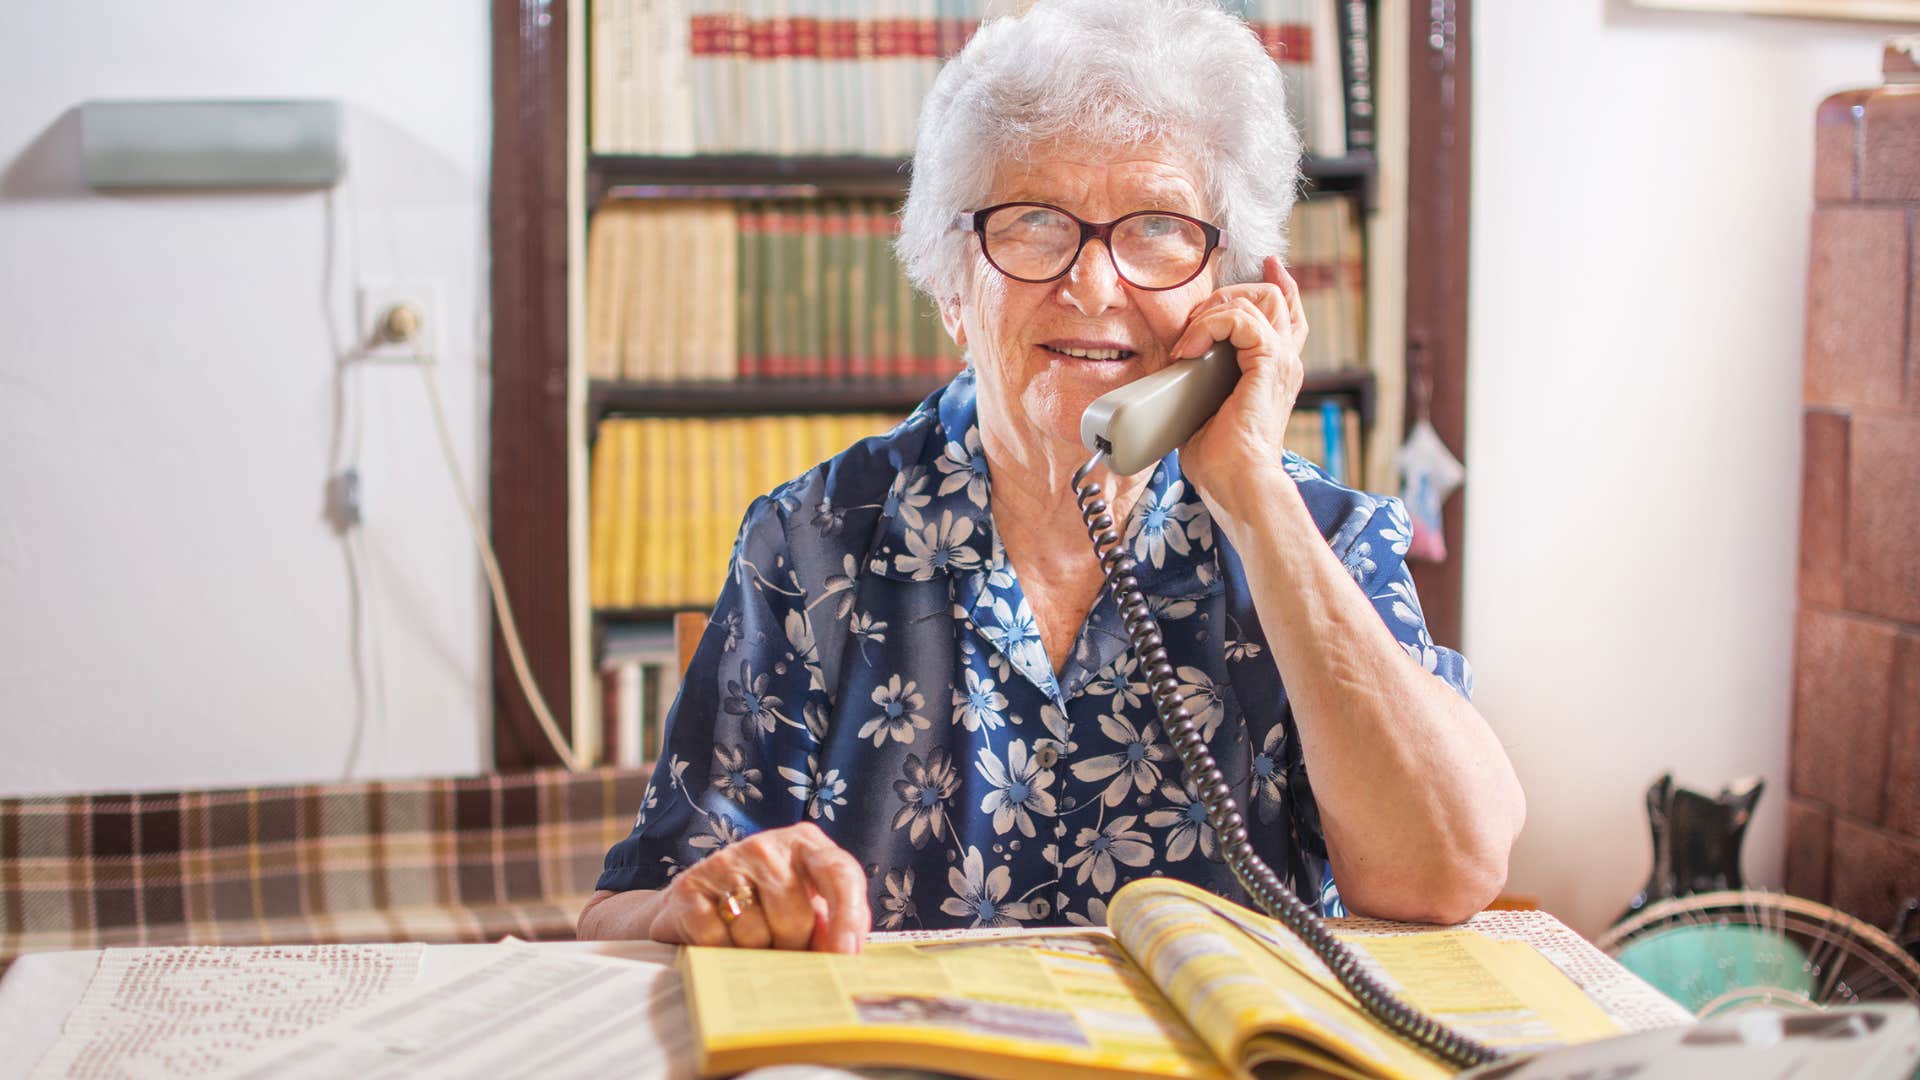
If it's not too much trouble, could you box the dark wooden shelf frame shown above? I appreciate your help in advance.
[490,0,1470,770]
[586,367,1374,427]
[589,151,1379,208]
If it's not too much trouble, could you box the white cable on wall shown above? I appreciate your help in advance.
[406,334,582,772]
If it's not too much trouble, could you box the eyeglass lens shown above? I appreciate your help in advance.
[981,205,1208,289]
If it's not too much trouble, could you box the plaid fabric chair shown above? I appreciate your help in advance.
[0,766,650,970]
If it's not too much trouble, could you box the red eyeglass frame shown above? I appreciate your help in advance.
[953,202,1228,291]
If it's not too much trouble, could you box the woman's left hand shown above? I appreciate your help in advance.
[1170,254,1307,516]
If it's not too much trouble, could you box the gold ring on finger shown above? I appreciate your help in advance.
[715,881,758,925]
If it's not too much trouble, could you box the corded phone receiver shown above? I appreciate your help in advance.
[1072,339,1503,1071]
[1079,341,1240,475]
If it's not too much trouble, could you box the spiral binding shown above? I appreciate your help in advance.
[1072,449,1502,1072]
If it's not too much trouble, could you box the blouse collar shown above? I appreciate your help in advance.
[866,366,1221,604]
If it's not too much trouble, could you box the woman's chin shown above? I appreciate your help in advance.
[1022,361,1154,448]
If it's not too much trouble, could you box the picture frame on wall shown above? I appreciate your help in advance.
[1627,0,1920,22]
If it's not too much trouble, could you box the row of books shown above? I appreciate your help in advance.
[589,412,904,610]
[591,0,1372,159]
[1288,398,1363,489]
[585,199,960,382]
[588,399,1361,619]
[584,194,1364,383]
[597,623,682,769]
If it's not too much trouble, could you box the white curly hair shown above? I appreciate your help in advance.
[895,0,1302,303]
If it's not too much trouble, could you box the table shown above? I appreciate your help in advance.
[1,913,1693,1079]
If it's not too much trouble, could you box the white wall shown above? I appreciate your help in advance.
[0,3,493,794]
[1468,1,1899,934]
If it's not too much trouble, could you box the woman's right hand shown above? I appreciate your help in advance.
[641,821,871,953]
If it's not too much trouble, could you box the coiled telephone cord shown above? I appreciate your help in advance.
[1073,450,1502,1072]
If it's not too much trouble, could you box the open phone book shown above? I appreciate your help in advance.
[680,876,1627,1080]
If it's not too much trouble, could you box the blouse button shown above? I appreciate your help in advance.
[1030,898,1052,919]
[1035,744,1060,769]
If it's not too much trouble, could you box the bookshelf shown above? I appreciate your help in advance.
[487,0,1475,771]
[589,152,1382,206]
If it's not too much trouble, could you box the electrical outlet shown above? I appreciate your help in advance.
[356,280,443,362]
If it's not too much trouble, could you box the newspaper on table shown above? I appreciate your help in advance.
[27,943,423,1079]
[211,944,868,1080]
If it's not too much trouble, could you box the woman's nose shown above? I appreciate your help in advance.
[1057,238,1127,317]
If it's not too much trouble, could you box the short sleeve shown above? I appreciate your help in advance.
[595,494,824,893]
[1337,496,1473,700]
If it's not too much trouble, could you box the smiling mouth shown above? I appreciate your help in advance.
[1041,344,1137,361]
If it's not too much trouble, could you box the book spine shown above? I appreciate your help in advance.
[725,0,748,152]
[716,203,742,381]
[771,205,797,378]
[1311,0,1346,157]
[798,203,823,379]
[641,419,669,606]
[685,417,706,606]
[845,200,872,380]
[592,0,619,152]
[1335,0,1374,154]
[890,211,915,377]
[747,0,772,152]
[1341,403,1362,487]
[1319,397,1346,485]
[820,199,847,380]
[1286,199,1331,374]
[664,0,696,154]
[613,420,645,607]
[691,0,721,152]
[589,425,618,608]
[738,203,762,379]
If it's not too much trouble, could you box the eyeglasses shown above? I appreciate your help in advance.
[954,202,1226,291]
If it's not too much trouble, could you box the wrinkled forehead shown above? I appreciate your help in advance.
[984,140,1209,219]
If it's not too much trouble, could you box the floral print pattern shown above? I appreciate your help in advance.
[598,367,1472,928]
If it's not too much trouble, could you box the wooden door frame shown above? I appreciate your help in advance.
[489,0,573,769]
[1404,0,1471,649]
[484,0,1473,767]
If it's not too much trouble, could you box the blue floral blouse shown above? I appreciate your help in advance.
[597,367,1472,930]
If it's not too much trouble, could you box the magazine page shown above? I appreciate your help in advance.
[1110,879,1624,1079]
[682,928,1228,1080]
[1108,879,1442,1080]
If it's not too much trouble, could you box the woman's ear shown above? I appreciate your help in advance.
[938,296,967,350]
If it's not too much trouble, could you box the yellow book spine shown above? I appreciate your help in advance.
[612,420,645,608]
[727,416,751,589]
[585,207,617,380]
[588,423,618,607]
[751,414,781,500]
[779,414,807,493]
[685,417,713,607]
[642,419,670,607]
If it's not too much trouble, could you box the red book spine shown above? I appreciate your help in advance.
[1251,22,1313,65]
[689,14,724,57]
[820,18,856,60]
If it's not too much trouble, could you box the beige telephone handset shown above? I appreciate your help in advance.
[1079,340,1240,475]
[1071,338,1500,1070]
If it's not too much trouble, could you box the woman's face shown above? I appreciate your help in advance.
[940,145,1219,465]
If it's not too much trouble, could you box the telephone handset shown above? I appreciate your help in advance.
[1080,340,1241,476]
[1073,340,1502,1071]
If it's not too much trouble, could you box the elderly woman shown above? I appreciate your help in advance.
[580,0,1524,953]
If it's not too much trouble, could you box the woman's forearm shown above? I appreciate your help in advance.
[577,888,666,940]
[1203,470,1526,924]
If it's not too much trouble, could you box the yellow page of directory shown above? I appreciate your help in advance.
[1194,895,1623,1055]
[1110,879,1448,1080]
[682,930,1227,1080]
